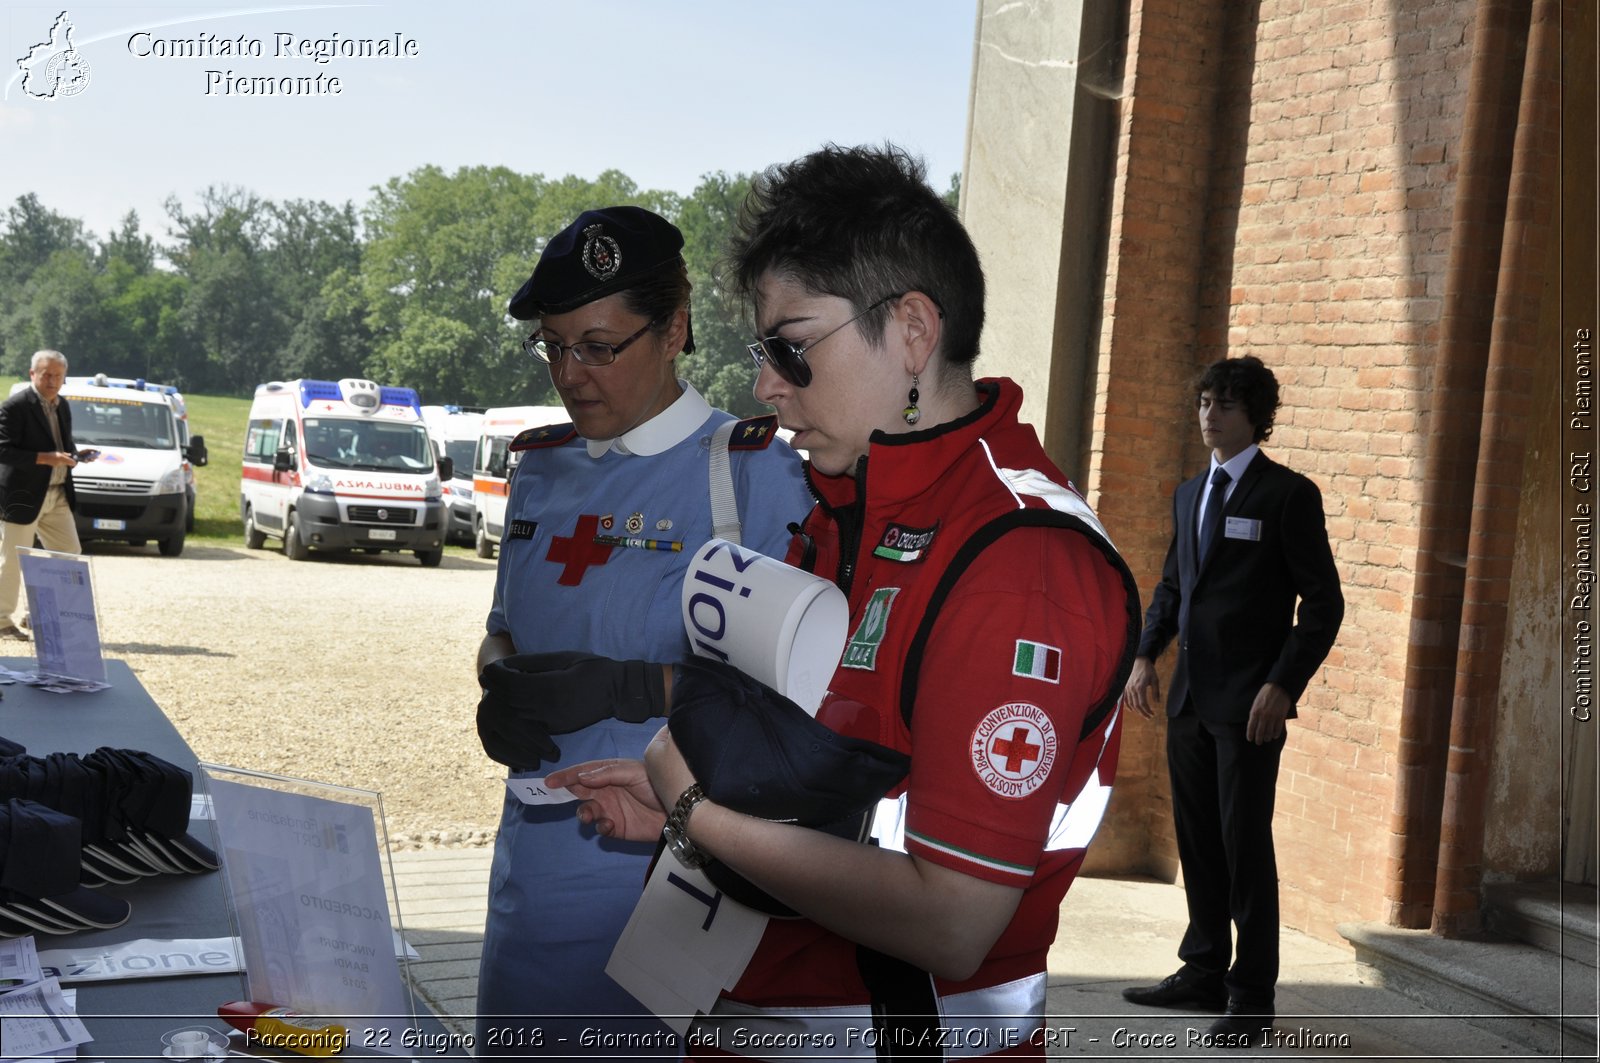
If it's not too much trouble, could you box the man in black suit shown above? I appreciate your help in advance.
[1120,356,1343,1044]
[0,350,86,639]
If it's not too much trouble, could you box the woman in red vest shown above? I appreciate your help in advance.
[548,145,1141,1059]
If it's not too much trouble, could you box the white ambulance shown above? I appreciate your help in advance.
[71,375,198,530]
[420,405,485,545]
[240,378,449,566]
[22,379,207,557]
[471,404,568,558]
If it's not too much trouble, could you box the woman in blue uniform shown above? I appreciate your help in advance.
[472,206,810,1056]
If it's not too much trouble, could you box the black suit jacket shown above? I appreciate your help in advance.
[0,387,78,525]
[1137,450,1343,722]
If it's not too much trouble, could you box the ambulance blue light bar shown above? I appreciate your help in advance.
[298,380,344,407]
[380,387,423,416]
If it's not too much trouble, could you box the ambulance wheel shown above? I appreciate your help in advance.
[283,512,311,561]
[243,507,267,550]
[474,518,494,559]
[158,528,185,557]
[416,547,443,568]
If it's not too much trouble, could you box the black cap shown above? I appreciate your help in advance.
[0,797,132,932]
[508,206,685,320]
[666,657,909,915]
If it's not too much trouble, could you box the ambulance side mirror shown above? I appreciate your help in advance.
[186,435,209,468]
[273,447,295,473]
[436,456,454,482]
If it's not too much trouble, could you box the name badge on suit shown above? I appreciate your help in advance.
[1224,516,1262,541]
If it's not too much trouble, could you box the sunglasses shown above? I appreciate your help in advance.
[746,293,904,388]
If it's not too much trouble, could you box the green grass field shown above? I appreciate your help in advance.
[0,377,475,555]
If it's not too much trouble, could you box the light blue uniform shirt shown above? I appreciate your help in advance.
[476,383,810,1055]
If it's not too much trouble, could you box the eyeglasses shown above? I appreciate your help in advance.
[523,317,661,367]
[746,293,903,388]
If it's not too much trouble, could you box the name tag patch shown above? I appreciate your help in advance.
[508,519,538,541]
[873,522,938,563]
[1224,516,1261,541]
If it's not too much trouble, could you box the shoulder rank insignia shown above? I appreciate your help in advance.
[727,413,779,451]
[510,424,577,451]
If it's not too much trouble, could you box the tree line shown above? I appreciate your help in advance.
[0,168,958,417]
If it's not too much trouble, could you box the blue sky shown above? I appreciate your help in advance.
[0,1,977,242]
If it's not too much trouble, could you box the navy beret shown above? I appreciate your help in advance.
[508,205,685,320]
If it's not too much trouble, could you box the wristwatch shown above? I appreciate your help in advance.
[662,783,709,869]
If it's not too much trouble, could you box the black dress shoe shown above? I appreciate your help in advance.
[1205,1000,1275,1048]
[1120,970,1228,1010]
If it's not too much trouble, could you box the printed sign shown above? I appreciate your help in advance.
[204,772,411,1054]
[18,547,105,683]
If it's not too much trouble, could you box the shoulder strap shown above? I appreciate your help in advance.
[709,418,741,545]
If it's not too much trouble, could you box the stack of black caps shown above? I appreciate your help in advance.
[0,797,132,935]
[0,739,219,936]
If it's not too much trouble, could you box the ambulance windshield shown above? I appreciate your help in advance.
[302,418,434,472]
[73,399,177,450]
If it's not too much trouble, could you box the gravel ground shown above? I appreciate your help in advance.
[62,540,506,848]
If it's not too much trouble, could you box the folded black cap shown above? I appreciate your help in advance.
[507,205,685,320]
[0,798,131,933]
[666,657,909,915]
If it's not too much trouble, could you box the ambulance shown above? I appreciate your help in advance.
[420,405,485,545]
[240,378,449,566]
[71,375,198,530]
[470,404,568,558]
[25,379,207,557]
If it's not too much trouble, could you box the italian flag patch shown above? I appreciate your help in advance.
[1012,640,1062,683]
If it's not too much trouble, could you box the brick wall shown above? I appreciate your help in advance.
[1082,0,1231,878]
[1090,0,1476,943]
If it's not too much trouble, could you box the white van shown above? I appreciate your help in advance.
[47,381,207,556]
[420,405,485,545]
[240,378,449,566]
[471,404,568,558]
[71,375,198,530]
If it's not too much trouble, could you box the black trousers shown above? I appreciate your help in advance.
[1165,705,1285,1006]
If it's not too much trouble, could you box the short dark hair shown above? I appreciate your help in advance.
[618,260,695,355]
[1196,356,1281,442]
[729,144,985,366]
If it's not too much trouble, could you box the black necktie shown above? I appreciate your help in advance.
[1199,467,1232,560]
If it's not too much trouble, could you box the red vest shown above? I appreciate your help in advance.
[694,380,1140,1058]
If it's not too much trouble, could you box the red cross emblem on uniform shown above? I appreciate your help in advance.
[991,726,1043,773]
[547,513,614,586]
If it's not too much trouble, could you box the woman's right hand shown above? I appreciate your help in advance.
[547,756,667,841]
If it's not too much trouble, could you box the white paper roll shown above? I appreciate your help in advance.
[680,539,848,715]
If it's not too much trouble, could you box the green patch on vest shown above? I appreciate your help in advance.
[842,587,900,670]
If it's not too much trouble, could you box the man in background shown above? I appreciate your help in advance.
[1121,356,1344,1045]
[0,349,88,639]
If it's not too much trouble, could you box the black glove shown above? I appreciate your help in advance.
[476,689,560,770]
[476,652,668,770]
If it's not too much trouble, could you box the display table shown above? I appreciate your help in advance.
[1,658,456,1060]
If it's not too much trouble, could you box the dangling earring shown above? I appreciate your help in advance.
[902,374,922,426]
